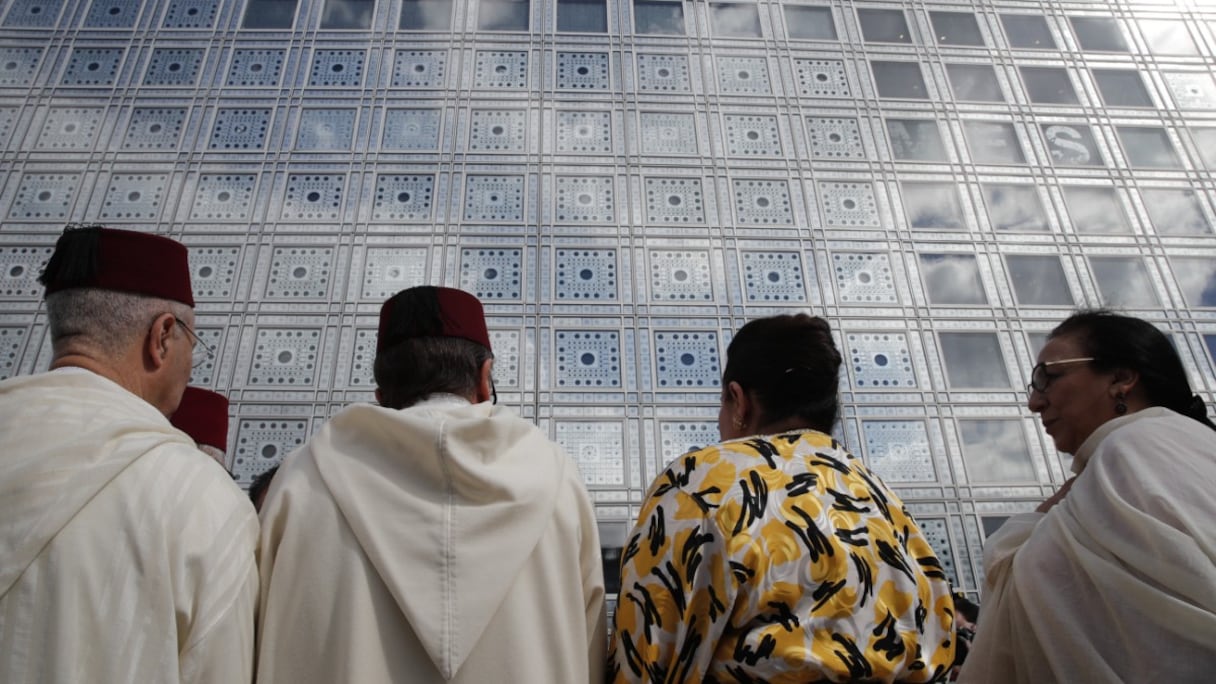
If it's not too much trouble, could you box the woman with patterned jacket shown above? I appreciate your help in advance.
[608,314,956,683]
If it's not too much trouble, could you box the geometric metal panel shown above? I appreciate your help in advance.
[639,112,696,155]
[862,420,935,482]
[35,107,103,150]
[557,52,610,90]
[393,50,447,88]
[741,251,805,302]
[226,49,286,87]
[832,252,897,304]
[1163,72,1216,109]
[189,246,241,299]
[463,175,524,222]
[8,173,79,220]
[163,0,219,29]
[489,329,521,389]
[0,326,28,381]
[555,330,622,387]
[372,174,435,221]
[361,246,428,299]
[644,177,705,224]
[210,108,271,149]
[716,56,771,94]
[3,1,63,28]
[231,418,309,486]
[916,519,956,584]
[143,48,204,86]
[554,421,625,486]
[0,107,13,146]
[296,109,356,150]
[846,332,917,388]
[806,116,864,159]
[123,107,188,150]
[555,175,614,223]
[0,245,53,297]
[459,247,523,300]
[349,328,375,387]
[248,328,321,386]
[265,247,334,299]
[474,50,527,89]
[649,249,712,301]
[732,179,794,226]
[280,174,346,221]
[818,180,880,228]
[98,173,167,220]
[190,174,257,221]
[793,59,851,97]
[658,422,718,461]
[555,110,611,153]
[555,248,617,300]
[470,109,527,151]
[84,0,139,28]
[0,47,41,86]
[309,49,365,87]
[62,48,122,86]
[723,114,781,156]
[383,109,441,150]
[653,331,720,389]
[636,53,691,92]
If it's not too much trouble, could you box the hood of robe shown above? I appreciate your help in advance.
[0,368,197,598]
[308,397,568,679]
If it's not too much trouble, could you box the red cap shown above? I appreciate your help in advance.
[40,225,195,306]
[377,286,492,353]
[170,387,229,451]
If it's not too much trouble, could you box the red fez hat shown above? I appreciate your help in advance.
[377,286,492,353]
[39,225,195,306]
[170,387,229,451]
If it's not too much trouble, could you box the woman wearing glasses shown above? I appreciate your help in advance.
[960,310,1216,683]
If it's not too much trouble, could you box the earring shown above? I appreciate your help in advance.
[1115,392,1127,416]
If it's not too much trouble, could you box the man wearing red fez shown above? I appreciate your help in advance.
[0,225,258,684]
[256,286,606,684]
[171,386,231,466]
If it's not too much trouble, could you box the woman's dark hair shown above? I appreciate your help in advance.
[1051,309,1215,430]
[722,314,841,433]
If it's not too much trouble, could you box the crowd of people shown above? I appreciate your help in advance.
[1,224,1213,683]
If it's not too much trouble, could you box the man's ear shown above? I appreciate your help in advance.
[145,312,177,370]
[475,358,494,404]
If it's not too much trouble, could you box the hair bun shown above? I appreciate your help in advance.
[1185,394,1210,421]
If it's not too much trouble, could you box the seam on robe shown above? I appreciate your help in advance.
[436,416,455,678]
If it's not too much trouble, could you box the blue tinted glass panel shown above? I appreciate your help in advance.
[321,0,373,28]
[784,5,835,40]
[242,0,297,28]
[634,0,683,35]
[559,0,607,32]
[400,0,452,29]
[959,419,1034,482]
[1171,258,1216,308]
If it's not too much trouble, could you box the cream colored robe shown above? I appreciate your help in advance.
[256,396,606,683]
[0,368,259,684]
[960,408,1216,683]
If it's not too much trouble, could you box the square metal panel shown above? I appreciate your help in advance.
[3,1,64,27]
[659,422,718,460]
[644,177,705,224]
[723,114,781,157]
[36,107,103,150]
[741,251,805,302]
[464,175,524,222]
[84,0,140,27]
[554,330,622,387]
[489,329,521,389]
[383,108,441,150]
[554,421,624,485]
[248,328,321,386]
[280,174,346,221]
[818,180,880,228]
[296,109,356,150]
[716,56,771,95]
[470,109,527,151]
[916,519,956,583]
[190,174,257,221]
[188,327,223,384]
[556,110,611,153]
[9,173,79,220]
[733,179,794,226]
[62,48,123,86]
[639,112,696,155]
[557,52,610,90]
[0,48,41,86]
[653,331,720,389]
[1164,72,1216,109]
[209,108,271,149]
[0,246,53,297]
[123,107,187,149]
[265,247,334,299]
[861,420,935,482]
[143,48,204,86]
[636,53,691,92]
[98,173,167,220]
[226,49,285,87]
[555,248,617,300]
[793,58,850,98]
[650,249,712,301]
[846,332,917,388]
[309,49,365,87]
[832,252,897,304]
[189,246,241,299]
[806,116,864,159]
[474,50,528,89]
[0,327,28,381]
[163,0,219,28]
[362,246,428,299]
[460,247,523,300]
[0,107,14,145]
[349,329,376,387]
[231,418,308,486]
[372,174,435,221]
[555,175,614,223]
[393,50,447,88]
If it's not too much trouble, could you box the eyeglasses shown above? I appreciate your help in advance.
[1027,357,1094,394]
[175,317,216,369]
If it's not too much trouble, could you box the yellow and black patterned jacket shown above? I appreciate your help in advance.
[609,429,956,683]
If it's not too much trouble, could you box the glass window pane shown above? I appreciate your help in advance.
[920,254,987,305]
[983,184,1049,232]
[321,0,373,28]
[1142,189,1211,236]
[559,0,606,32]
[902,182,965,230]
[871,61,928,99]
[479,0,529,30]
[401,0,452,30]
[939,332,1011,389]
[1041,123,1103,167]
[784,5,835,40]
[959,419,1034,482]
[945,64,1004,102]
[710,3,760,37]
[1171,258,1216,308]
[1091,69,1152,108]
[887,119,947,161]
[963,121,1025,164]
[1063,187,1131,234]
[1070,16,1129,53]
[1027,332,1049,359]
[930,11,984,46]
[1139,19,1199,56]
[634,0,683,35]
[242,0,298,28]
[1001,14,1056,49]
[1090,257,1161,308]
[858,8,912,43]
[1193,128,1216,170]
[1117,127,1182,169]
[1005,255,1074,306]
[1019,66,1079,104]
[1205,335,1216,372]
[982,516,1010,538]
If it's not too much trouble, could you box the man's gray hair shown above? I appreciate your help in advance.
[46,289,192,356]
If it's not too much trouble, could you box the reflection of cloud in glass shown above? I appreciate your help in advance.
[1192,128,1216,169]
[1063,187,1131,234]
[558,0,607,32]
[959,419,1035,482]
[1142,189,1210,236]
[939,332,1010,388]
[902,182,964,230]
[887,119,946,161]
[321,0,374,29]
[1170,257,1216,307]
[920,254,987,305]
[963,121,1025,164]
[946,64,1003,102]
[1090,257,1161,308]
[242,0,299,29]
[1140,20,1199,55]
[400,0,453,30]
[479,0,529,31]
[858,8,912,43]
[1006,255,1073,306]
[1070,16,1130,53]
[1041,124,1102,166]
[634,0,684,35]
[784,6,836,40]
[1118,127,1182,169]
[710,3,761,37]
[983,184,1048,232]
